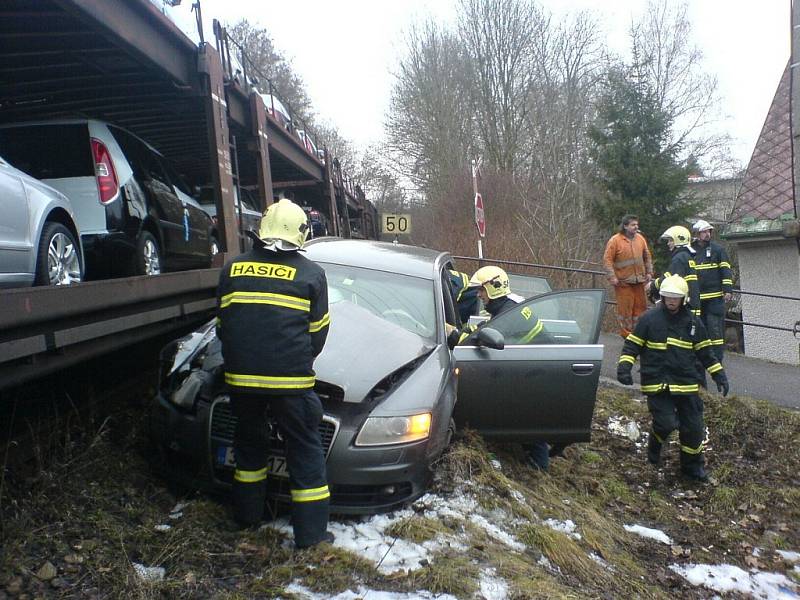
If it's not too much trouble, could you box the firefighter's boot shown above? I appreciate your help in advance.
[232,478,267,529]
[647,432,663,465]
[292,497,332,549]
[679,450,709,483]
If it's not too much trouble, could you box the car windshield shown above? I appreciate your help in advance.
[319,262,437,341]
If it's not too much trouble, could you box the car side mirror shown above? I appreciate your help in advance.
[475,327,504,350]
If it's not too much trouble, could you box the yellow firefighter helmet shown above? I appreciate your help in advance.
[469,265,510,300]
[258,198,310,249]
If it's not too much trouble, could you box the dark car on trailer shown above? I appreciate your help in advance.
[0,120,215,279]
[150,239,606,514]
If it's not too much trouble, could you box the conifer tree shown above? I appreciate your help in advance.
[589,69,697,269]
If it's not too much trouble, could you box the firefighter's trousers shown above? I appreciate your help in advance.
[646,391,705,473]
[701,298,726,362]
[614,283,648,338]
[230,391,330,547]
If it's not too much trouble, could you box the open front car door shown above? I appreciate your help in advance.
[453,289,606,443]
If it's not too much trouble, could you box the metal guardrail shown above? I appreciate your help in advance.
[0,270,219,392]
[452,255,800,335]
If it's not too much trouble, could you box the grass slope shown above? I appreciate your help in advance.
[1,384,798,599]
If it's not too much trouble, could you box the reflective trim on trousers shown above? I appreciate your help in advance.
[234,467,268,483]
[291,485,331,503]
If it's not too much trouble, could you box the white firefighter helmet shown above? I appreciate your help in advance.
[469,265,510,300]
[257,198,310,250]
[692,219,714,233]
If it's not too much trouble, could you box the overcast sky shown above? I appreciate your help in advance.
[164,0,790,168]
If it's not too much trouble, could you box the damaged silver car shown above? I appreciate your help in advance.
[150,239,606,514]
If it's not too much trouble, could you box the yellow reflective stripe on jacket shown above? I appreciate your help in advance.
[700,291,724,300]
[720,261,731,268]
[694,339,712,350]
[457,272,469,301]
[618,354,636,365]
[710,339,724,346]
[614,257,644,269]
[220,291,311,312]
[681,442,703,455]
[234,467,268,483]
[669,383,699,393]
[694,262,719,270]
[309,313,330,333]
[225,372,315,389]
[722,279,733,285]
[291,485,330,503]
[641,383,699,394]
[645,341,667,350]
[666,337,693,349]
[684,274,698,282]
[691,309,701,315]
[520,319,544,343]
[641,383,666,393]
[626,333,645,346]
[707,362,723,374]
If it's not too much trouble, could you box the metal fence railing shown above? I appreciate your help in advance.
[452,255,800,336]
[212,20,323,166]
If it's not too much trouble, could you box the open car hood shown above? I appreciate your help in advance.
[314,301,435,403]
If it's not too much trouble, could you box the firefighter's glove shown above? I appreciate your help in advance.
[616,363,633,386]
[712,371,729,397]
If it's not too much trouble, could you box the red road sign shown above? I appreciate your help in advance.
[474,193,485,238]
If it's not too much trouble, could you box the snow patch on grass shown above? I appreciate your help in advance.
[669,563,799,599]
[623,524,673,545]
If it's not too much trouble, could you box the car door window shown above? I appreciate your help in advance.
[440,267,459,332]
[453,289,606,442]
[159,158,192,196]
[507,273,552,299]
[486,290,605,345]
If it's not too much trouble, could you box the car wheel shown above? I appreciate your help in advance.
[34,222,82,286]
[134,231,162,276]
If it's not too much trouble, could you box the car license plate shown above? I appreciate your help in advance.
[266,455,288,478]
[216,446,235,467]
[215,446,288,478]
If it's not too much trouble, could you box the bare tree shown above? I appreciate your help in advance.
[457,0,544,173]
[516,11,606,268]
[226,20,314,124]
[629,0,726,163]
[386,20,475,191]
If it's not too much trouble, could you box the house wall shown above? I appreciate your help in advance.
[736,239,800,364]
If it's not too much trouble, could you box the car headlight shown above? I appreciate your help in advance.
[354,413,432,447]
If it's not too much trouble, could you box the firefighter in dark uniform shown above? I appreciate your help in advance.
[463,266,555,470]
[691,220,734,362]
[651,226,701,318]
[448,269,480,324]
[617,275,729,482]
[216,198,333,548]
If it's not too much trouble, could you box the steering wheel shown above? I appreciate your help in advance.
[380,308,429,334]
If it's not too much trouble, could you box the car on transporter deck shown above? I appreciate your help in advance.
[150,239,606,514]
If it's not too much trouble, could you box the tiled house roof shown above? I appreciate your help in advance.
[729,62,795,225]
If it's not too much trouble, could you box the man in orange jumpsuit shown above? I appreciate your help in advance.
[603,214,654,338]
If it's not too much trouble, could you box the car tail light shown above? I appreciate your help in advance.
[91,138,119,205]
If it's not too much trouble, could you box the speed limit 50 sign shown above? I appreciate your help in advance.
[381,213,412,235]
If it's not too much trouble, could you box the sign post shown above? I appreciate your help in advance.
[472,159,485,259]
